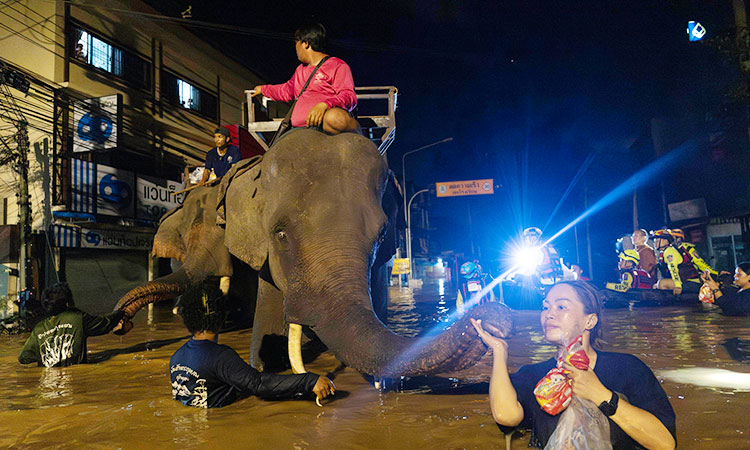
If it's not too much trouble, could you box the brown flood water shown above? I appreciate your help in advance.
[1,281,749,449]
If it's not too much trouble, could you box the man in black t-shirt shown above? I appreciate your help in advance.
[199,127,242,184]
[170,282,335,408]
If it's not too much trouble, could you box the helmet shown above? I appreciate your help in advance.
[669,228,685,242]
[460,261,480,279]
[523,227,543,239]
[651,229,674,243]
[618,249,640,264]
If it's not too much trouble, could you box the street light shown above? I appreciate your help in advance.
[401,137,453,225]
[406,188,429,281]
[400,137,452,284]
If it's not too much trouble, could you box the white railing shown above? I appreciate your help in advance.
[244,86,397,155]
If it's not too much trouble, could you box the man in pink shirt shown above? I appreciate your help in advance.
[252,23,359,135]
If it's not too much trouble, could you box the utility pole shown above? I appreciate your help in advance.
[1,62,33,316]
[15,126,32,296]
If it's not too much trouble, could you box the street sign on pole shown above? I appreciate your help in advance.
[435,179,494,197]
[392,258,410,275]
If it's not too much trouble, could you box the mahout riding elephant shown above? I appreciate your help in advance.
[115,128,512,378]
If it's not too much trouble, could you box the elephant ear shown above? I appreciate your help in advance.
[220,157,267,271]
[373,170,402,268]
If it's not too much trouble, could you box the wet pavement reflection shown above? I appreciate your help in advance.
[1,280,748,448]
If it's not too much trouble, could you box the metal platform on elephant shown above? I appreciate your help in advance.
[244,86,397,155]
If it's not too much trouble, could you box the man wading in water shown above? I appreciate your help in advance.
[169,282,335,408]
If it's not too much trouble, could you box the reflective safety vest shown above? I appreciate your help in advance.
[606,268,653,292]
[677,242,717,280]
[659,243,717,288]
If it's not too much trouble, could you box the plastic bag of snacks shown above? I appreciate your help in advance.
[537,334,611,450]
[544,396,612,450]
[533,335,589,415]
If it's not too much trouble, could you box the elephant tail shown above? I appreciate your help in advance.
[114,267,193,321]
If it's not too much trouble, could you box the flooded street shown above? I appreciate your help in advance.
[1,281,749,449]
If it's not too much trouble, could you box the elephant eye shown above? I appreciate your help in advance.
[276,230,287,241]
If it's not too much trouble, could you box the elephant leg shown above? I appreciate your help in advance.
[249,278,286,371]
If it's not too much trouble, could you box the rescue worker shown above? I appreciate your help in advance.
[457,260,494,309]
[652,229,717,296]
[521,227,570,285]
[605,249,654,293]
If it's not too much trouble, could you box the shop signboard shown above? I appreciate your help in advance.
[136,175,186,221]
[73,94,121,153]
[80,228,153,250]
[435,179,494,197]
[69,158,96,214]
[96,165,135,217]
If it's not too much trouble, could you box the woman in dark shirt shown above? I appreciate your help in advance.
[471,281,676,449]
[700,261,750,316]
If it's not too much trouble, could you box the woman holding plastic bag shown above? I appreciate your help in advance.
[471,281,675,449]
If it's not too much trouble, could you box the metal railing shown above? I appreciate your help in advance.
[244,86,397,155]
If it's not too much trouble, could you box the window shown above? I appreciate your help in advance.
[70,26,151,90]
[161,71,218,120]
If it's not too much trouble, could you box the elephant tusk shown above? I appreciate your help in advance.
[288,323,306,374]
[219,276,231,295]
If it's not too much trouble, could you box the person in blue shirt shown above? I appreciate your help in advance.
[200,126,242,184]
[170,282,335,408]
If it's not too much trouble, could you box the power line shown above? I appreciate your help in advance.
[62,1,464,60]
[0,0,65,44]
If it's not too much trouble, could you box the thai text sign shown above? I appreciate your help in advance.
[136,176,186,221]
[80,228,153,250]
[392,258,411,275]
[436,179,494,197]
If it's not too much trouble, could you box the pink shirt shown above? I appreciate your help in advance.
[260,57,357,128]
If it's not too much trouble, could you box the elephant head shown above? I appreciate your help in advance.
[221,128,512,377]
[113,158,260,324]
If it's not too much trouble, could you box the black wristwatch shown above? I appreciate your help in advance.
[598,391,619,417]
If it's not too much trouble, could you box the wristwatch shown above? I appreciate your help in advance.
[598,391,619,417]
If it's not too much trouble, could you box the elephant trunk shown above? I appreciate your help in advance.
[311,291,513,378]
[114,267,192,320]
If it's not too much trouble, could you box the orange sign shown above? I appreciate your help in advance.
[435,179,494,197]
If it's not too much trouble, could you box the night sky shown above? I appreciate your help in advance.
[149,0,747,277]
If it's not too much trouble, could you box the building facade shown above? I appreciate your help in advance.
[0,0,265,313]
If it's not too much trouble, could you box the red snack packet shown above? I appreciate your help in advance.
[698,283,715,304]
[564,335,589,370]
[533,367,573,415]
[534,335,589,415]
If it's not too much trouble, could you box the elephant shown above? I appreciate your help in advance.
[115,128,512,378]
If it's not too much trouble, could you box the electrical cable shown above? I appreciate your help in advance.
[0,1,63,45]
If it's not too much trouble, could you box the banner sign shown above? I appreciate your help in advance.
[136,175,186,221]
[436,179,494,197]
[96,165,135,217]
[50,224,81,248]
[80,227,153,250]
[69,159,183,220]
[70,158,96,214]
[73,94,121,152]
[392,258,411,275]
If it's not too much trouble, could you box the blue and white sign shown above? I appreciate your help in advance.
[136,175,186,221]
[96,165,134,217]
[80,227,153,250]
[73,94,120,152]
[687,21,706,42]
[50,224,81,248]
[70,158,96,214]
